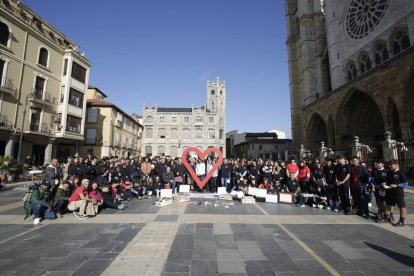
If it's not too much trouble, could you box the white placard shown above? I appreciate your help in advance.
[179,185,190,193]
[255,189,268,198]
[217,187,227,195]
[266,194,278,203]
[279,192,294,203]
[160,189,173,198]
[248,187,257,196]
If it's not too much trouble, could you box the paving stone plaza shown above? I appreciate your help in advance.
[0,186,413,276]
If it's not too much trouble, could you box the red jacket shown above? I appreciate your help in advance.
[287,163,299,177]
[298,166,310,182]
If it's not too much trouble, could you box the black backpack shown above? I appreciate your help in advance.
[23,181,40,219]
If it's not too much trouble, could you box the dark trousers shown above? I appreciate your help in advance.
[351,185,369,215]
[54,199,68,214]
[338,185,350,213]
[32,203,47,219]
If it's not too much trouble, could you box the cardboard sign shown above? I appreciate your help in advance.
[160,189,173,198]
[255,189,268,198]
[217,187,227,195]
[279,192,294,204]
[179,185,190,193]
[266,194,278,204]
[248,187,258,196]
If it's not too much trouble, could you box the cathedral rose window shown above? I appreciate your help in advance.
[346,0,389,39]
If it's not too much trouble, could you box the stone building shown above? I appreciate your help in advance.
[0,0,91,165]
[286,0,414,171]
[226,130,291,160]
[81,87,143,159]
[141,77,226,158]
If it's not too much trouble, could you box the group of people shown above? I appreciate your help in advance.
[26,153,409,227]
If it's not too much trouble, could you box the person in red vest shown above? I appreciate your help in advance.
[286,157,299,178]
[298,160,311,193]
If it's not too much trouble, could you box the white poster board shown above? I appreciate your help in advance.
[248,187,257,196]
[255,189,268,198]
[217,187,227,195]
[279,192,294,204]
[160,189,173,198]
[179,185,190,193]
[266,194,278,204]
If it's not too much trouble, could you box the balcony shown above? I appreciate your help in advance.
[32,89,55,106]
[0,77,17,97]
[27,121,51,135]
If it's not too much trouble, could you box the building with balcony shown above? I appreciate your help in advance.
[226,130,291,160]
[141,77,226,158]
[80,87,144,159]
[0,0,91,164]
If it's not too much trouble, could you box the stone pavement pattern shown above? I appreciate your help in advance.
[0,186,413,275]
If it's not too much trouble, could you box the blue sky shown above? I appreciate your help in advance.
[24,0,291,137]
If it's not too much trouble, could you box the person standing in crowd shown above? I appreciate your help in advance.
[324,158,338,211]
[172,157,185,192]
[384,160,408,226]
[335,155,351,215]
[220,158,231,191]
[44,158,62,191]
[207,159,218,193]
[298,160,310,193]
[141,157,152,181]
[195,159,206,192]
[287,157,299,178]
[350,156,370,218]
[162,166,175,190]
[63,156,72,181]
[372,159,389,221]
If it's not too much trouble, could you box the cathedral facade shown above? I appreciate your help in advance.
[141,78,226,158]
[286,0,414,164]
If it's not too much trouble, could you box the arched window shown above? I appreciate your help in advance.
[158,146,165,156]
[159,128,165,139]
[359,53,371,74]
[346,62,357,81]
[0,22,9,47]
[211,101,215,111]
[196,116,203,123]
[145,116,153,124]
[170,128,178,140]
[145,146,152,156]
[146,128,153,138]
[208,129,215,139]
[195,128,202,139]
[170,146,178,158]
[374,42,389,65]
[391,29,410,55]
[38,47,48,67]
[183,128,190,140]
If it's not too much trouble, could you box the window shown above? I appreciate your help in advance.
[171,128,178,139]
[114,131,120,146]
[184,117,189,123]
[219,129,224,139]
[145,146,152,156]
[38,47,48,67]
[183,128,190,139]
[374,43,389,65]
[0,22,9,47]
[347,62,357,81]
[259,145,263,150]
[172,116,177,123]
[0,59,4,85]
[196,117,203,123]
[159,128,165,139]
[69,88,84,107]
[391,29,410,55]
[195,128,202,139]
[211,90,215,95]
[159,116,164,123]
[146,116,153,124]
[158,146,165,156]
[209,117,214,123]
[34,76,45,100]
[359,54,371,74]
[146,128,153,138]
[208,129,215,139]
[63,59,68,75]
[71,62,86,83]
[170,146,178,158]
[86,129,96,144]
[211,101,215,111]
[66,115,82,134]
[87,108,98,123]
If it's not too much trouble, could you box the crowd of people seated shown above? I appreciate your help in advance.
[26,154,409,227]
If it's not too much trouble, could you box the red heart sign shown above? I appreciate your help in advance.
[181,147,223,190]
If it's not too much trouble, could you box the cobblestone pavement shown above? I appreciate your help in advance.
[0,187,413,276]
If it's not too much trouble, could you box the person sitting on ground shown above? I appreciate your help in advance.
[110,180,123,201]
[53,180,71,218]
[259,178,272,190]
[135,179,148,199]
[31,180,53,224]
[120,178,138,200]
[153,176,163,198]
[68,179,90,219]
[100,184,125,210]
[285,173,302,206]
[238,178,248,195]
[87,182,104,216]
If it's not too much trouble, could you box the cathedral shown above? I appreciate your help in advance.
[286,0,414,169]
[141,78,226,158]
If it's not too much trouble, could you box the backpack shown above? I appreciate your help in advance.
[23,181,40,220]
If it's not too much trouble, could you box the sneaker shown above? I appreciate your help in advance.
[394,221,405,227]
[318,205,324,209]
[368,203,373,207]
[300,204,306,208]
[78,214,88,219]
[33,218,41,225]
[334,209,339,212]
[73,211,80,218]
[312,204,317,208]
[138,196,142,200]
[56,213,63,218]
[388,216,395,223]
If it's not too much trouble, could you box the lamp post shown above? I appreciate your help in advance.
[17,93,39,163]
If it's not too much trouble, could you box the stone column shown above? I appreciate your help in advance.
[75,141,80,157]
[319,141,326,163]
[4,133,16,157]
[44,138,55,165]
[352,136,361,157]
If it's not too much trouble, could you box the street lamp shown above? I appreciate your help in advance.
[17,93,40,163]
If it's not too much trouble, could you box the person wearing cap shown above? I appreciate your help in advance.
[68,179,90,219]
[31,180,53,225]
